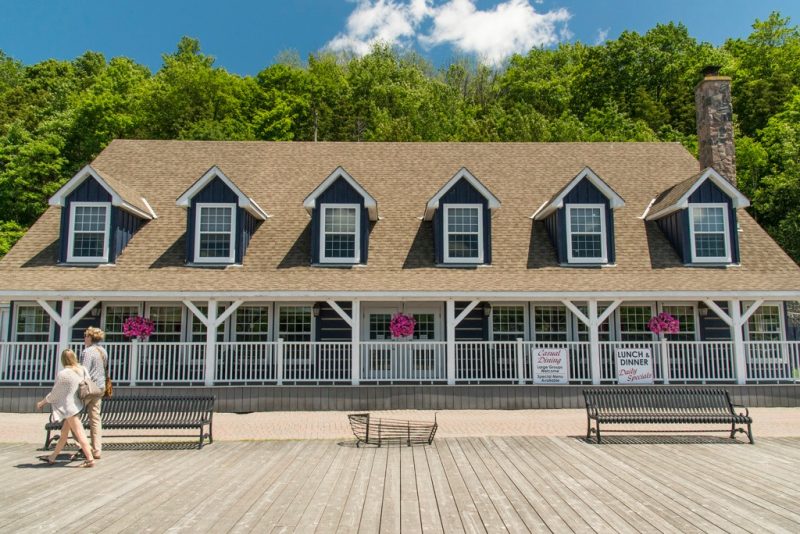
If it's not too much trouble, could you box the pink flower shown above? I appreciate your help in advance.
[389,313,416,339]
[648,312,680,335]
[122,316,155,340]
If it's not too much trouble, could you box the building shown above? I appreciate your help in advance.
[1,69,798,411]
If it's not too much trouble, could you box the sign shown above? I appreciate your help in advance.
[532,348,570,384]
[615,348,654,384]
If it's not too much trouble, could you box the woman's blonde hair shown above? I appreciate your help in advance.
[84,326,105,343]
[61,349,79,368]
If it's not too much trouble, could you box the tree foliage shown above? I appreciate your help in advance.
[1,14,800,261]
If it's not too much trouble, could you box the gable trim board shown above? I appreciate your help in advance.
[177,165,268,220]
[49,165,155,220]
[424,167,500,221]
[533,166,625,221]
[304,166,378,221]
[646,167,749,221]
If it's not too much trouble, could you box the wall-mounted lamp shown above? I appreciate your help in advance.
[90,306,101,318]
[698,303,709,317]
[312,302,321,317]
[483,302,493,317]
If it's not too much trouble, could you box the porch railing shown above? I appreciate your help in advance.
[744,341,800,383]
[216,342,277,383]
[282,342,351,383]
[360,341,446,382]
[456,341,517,382]
[136,342,205,384]
[0,342,60,384]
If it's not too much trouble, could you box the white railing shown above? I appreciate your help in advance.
[136,342,205,384]
[282,342,351,383]
[745,341,800,383]
[667,341,735,383]
[216,342,277,383]
[360,341,446,382]
[0,342,60,384]
[456,341,518,382]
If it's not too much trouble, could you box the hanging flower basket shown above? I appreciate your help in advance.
[647,312,680,335]
[389,313,416,339]
[122,316,155,341]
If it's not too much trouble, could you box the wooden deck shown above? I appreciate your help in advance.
[2,436,800,532]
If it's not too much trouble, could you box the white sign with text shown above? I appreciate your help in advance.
[615,348,654,384]
[532,348,570,384]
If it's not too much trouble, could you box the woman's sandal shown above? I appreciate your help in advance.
[79,460,95,468]
[37,455,56,465]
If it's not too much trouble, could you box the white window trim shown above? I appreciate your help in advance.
[232,303,271,342]
[489,302,529,341]
[658,301,700,341]
[277,303,315,341]
[144,302,186,342]
[688,203,731,264]
[531,302,569,343]
[101,302,143,339]
[194,203,237,264]
[13,302,55,342]
[616,303,656,341]
[443,204,484,264]
[66,201,111,263]
[565,204,607,264]
[743,301,785,342]
[319,203,360,264]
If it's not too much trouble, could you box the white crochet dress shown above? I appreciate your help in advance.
[46,366,85,422]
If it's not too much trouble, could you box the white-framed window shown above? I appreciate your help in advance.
[688,203,731,263]
[660,304,698,341]
[533,304,568,342]
[278,305,313,342]
[234,305,270,342]
[14,304,53,342]
[491,305,526,341]
[618,305,656,342]
[745,304,783,341]
[444,204,483,263]
[145,304,183,343]
[320,204,360,263]
[102,303,141,343]
[67,202,111,263]
[194,203,236,264]
[566,204,607,263]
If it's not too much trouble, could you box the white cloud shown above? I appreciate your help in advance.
[595,27,610,45]
[326,0,572,66]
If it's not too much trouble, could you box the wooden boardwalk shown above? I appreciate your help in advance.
[1,436,800,533]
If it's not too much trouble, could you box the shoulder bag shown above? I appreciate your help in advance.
[78,367,103,401]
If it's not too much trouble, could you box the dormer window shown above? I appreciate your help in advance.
[195,203,236,263]
[321,204,360,263]
[689,204,730,263]
[67,202,111,262]
[444,204,483,263]
[566,204,607,263]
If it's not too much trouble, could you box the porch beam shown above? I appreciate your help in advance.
[326,300,353,328]
[36,300,63,326]
[183,300,209,327]
[215,300,243,328]
[454,300,481,326]
[562,300,590,327]
[703,299,733,326]
[740,299,765,325]
[597,299,622,325]
[68,300,100,328]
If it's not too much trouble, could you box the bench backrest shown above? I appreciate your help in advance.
[583,387,734,415]
[96,396,215,424]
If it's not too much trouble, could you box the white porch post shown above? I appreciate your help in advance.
[204,301,218,387]
[446,300,456,385]
[729,301,747,385]
[276,338,284,385]
[351,300,360,385]
[516,337,525,384]
[587,301,601,385]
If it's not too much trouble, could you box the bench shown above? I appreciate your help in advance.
[348,413,437,447]
[45,395,215,450]
[583,387,754,444]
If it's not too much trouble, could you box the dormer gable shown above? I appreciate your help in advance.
[176,166,267,265]
[304,167,377,265]
[646,167,749,265]
[533,167,624,265]
[48,165,155,264]
[425,168,500,265]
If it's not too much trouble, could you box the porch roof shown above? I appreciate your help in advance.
[1,140,799,296]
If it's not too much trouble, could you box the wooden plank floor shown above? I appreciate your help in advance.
[1,437,799,533]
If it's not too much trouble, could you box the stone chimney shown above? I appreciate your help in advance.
[696,66,736,185]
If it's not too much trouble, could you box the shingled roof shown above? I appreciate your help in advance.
[647,167,750,220]
[1,140,798,296]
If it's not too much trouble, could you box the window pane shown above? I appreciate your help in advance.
[413,313,435,340]
[619,306,654,341]
[692,207,725,232]
[74,206,107,232]
[492,306,525,341]
[534,305,567,342]
[16,305,50,342]
[447,234,479,258]
[325,234,356,259]
[694,234,726,258]
[148,306,182,342]
[447,207,479,233]
[236,306,270,342]
[569,207,601,233]
[571,234,602,258]
[747,306,781,341]
[369,313,392,340]
[189,304,226,343]
[199,233,232,258]
[103,305,139,342]
[662,305,696,341]
[72,233,105,258]
[324,207,356,233]
[279,306,312,342]
[199,207,232,233]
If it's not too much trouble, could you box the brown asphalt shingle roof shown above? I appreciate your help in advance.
[92,167,154,218]
[648,169,706,218]
[1,140,798,295]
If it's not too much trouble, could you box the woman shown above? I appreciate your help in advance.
[36,349,95,467]
[81,326,107,459]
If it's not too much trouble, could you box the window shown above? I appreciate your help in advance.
[15,305,52,342]
[746,305,782,341]
[320,204,359,263]
[67,202,110,262]
[661,305,697,341]
[195,204,236,263]
[444,205,483,263]
[103,305,140,342]
[618,305,655,341]
[413,313,436,341]
[689,204,730,263]
[533,305,568,342]
[492,306,526,341]
[566,205,607,263]
[146,305,183,342]
[235,305,270,342]
[278,306,312,342]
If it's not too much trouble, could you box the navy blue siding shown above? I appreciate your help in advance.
[70,301,101,342]
[59,177,111,263]
[454,302,488,341]
[543,212,565,263]
[316,302,353,341]
[656,210,690,263]
[687,180,740,263]
[699,301,732,341]
[310,177,369,265]
[110,208,143,262]
[187,176,256,264]
[784,302,799,341]
[434,178,492,265]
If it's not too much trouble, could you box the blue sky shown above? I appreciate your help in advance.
[0,0,798,74]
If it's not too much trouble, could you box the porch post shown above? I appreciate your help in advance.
[446,300,456,385]
[204,301,218,387]
[351,300,360,385]
[729,300,747,385]
[587,300,602,385]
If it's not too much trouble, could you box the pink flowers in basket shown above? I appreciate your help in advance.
[389,313,416,339]
[122,316,155,340]
[647,312,680,335]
